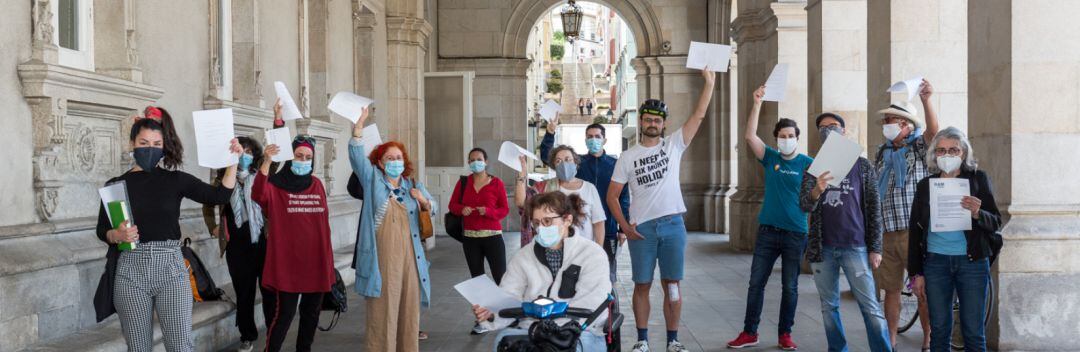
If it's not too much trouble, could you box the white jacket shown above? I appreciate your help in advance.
[496,234,613,335]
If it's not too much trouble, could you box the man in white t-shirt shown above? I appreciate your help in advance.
[607,68,716,352]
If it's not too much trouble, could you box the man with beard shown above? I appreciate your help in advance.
[607,68,715,352]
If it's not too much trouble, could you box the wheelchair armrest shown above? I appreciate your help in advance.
[602,312,624,334]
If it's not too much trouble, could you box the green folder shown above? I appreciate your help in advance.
[107,200,137,251]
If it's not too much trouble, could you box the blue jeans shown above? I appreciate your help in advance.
[628,214,687,283]
[493,328,606,352]
[924,253,990,352]
[742,225,807,334]
[811,246,892,352]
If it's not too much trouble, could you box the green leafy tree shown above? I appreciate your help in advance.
[550,44,564,60]
[546,79,563,95]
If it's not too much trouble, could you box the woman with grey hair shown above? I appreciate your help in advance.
[906,127,1002,352]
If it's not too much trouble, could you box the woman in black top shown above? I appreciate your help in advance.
[96,106,241,352]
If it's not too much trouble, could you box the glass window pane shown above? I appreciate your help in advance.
[58,0,78,50]
[424,76,465,167]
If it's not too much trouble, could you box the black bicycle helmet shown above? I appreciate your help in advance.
[639,99,668,119]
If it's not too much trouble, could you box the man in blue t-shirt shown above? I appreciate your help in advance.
[727,85,813,350]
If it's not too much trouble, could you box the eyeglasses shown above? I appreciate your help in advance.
[530,215,564,228]
[934,147,963,156]
[294,135,316,145]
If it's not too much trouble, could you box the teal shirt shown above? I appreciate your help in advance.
[928,230,967,256]
[758,147,814,233]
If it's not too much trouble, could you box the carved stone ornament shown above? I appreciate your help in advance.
[33,0,55,44]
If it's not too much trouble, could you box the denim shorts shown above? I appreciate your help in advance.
[628,214,687,283]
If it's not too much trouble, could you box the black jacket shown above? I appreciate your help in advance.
[799,158,884,263]
[907,169,1003,276]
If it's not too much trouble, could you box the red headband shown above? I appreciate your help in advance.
[138,106,163,122]
[295,141,315,151]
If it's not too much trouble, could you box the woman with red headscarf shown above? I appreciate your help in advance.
[349,107,434,352]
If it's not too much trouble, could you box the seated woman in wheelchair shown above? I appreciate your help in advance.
[472,191,612,352]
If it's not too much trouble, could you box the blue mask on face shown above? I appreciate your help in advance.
[535,225,562,248]
[586,138,605,154]
[385,160,405,178]
[469,161,487,173]
[290,160,313,176]
[238,153,254,170]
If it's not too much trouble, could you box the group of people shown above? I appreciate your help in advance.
[727,79,1001,352]
[91,69,998,352]
[578,98,596,116]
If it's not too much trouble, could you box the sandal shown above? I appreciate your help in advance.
[419,331,429,341]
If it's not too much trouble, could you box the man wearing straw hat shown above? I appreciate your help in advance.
[873,79,940,351]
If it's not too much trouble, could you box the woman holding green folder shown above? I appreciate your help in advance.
[95,106,242,352]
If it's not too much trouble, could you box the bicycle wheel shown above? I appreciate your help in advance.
[951,277,995,350]
[897,275,921,333]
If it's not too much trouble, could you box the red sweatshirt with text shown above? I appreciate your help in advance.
[252,173,335,293]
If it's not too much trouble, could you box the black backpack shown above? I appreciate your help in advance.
[319,268,348,331]
[180,238,226,302]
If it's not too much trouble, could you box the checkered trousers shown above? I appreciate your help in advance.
[113,240,194,352]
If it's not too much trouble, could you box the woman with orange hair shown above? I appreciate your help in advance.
[348,107,434,352]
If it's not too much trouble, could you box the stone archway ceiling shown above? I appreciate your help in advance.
[502,0,663,58]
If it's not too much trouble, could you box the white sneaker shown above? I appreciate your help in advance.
[236,341,254,352]
[632,340,650,352]
[471,321,494,335]
[667,340,689,352]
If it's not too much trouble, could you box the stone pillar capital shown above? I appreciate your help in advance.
[354,12,378,29]
[386,16,432,48]
[731,8,777,44]
[771,1,808,30]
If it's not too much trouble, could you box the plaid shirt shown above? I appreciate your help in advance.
[875,137,929,233]
[543,248,564,277]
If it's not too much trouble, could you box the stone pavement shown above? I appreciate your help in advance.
[223,233,928,351]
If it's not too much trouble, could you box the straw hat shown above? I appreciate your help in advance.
[876,101,925,130]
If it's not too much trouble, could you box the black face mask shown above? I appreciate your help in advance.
[133,147,164,171]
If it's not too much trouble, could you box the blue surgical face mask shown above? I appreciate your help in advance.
[535,225,562,248]
[238,153,254,170]
[290,160,313,176]
[555,162,577,182]
[586,138,605,154]
[469,160,486,174]
[384,160,405,178]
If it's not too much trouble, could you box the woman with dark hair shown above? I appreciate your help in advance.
[253,133,335,352]
[202,135,265,351]
[472,191,612,351]
[96,106,241,351]
[348,107,435,352]
[448,146,511,334]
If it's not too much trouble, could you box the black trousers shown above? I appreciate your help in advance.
[462,235,506,285]
[224,222,266,342]
[260,289,324,352]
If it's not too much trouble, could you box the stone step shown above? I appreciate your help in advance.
[21,251,357,352]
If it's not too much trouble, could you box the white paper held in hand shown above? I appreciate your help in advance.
[360,124,383,157]
[193,108,239,169]
[762,63,789,102]
[453,275,520,313]
[98,181,130,226]
[273,81,304,120]
[264,127,295,162]
[328,91,373,123]
[806,131,862,187]
[538,99,561,122]
[886,76,924,102]
[498,141,540,172]
[929,178,973,232]
[686,41,732,72]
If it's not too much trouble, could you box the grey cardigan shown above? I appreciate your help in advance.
[798,157,883,263]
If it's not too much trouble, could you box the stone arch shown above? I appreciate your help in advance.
[501,0,662,59]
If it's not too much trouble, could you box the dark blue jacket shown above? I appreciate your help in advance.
[540,132,630,238]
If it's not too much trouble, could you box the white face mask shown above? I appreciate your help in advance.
[535,225,562,248]
[937,155,963,174]
[883,123,902,141]
[777,137,798,156]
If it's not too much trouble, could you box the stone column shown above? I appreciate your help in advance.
[807,0,867,153]
[729,0,807,251]
[968,1,1080,349]
[384,7,431,177]
[867,0,967,150]
[703,0,735,234]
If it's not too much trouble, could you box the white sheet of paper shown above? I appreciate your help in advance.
[686,41,732,72]
[763,63,789,102]
[807,131,862,187]
[264,127,295,162]
[929,178,973,232]
[192,108,239,169]
[327,91,374,123]
[498,141,540,172]
[360,123,383,157]
[98,181,130,226]
[538,100,561,122]
[453,275,521,313]
[274,81,304,120]
[887,76,924,102]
